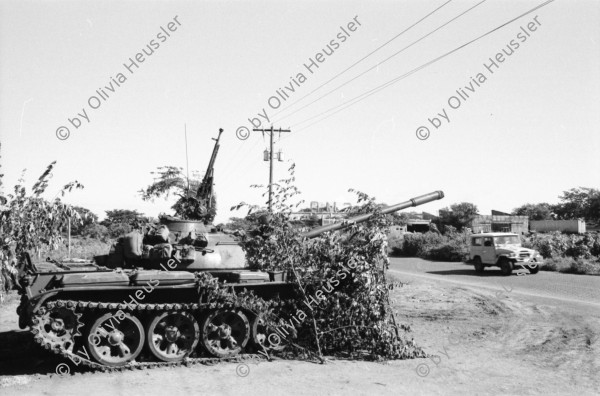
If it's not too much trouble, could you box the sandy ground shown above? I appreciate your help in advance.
[1,271,599,396]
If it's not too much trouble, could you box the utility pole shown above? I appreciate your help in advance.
[252,126,291,212]
[67,216,71,259]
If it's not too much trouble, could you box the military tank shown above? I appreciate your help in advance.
[15,129,445,370]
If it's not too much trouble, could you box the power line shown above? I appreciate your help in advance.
[289,0,555,134]
[220,4,454,180]
[271,0,454,119]
[275,0,487,124]
[218,137,263,190]
[217,133,251,183]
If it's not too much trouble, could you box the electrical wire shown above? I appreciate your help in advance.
[274,0,488,124]
[271,0,454,119]
[289,0,555,134]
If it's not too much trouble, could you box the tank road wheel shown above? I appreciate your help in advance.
[200,309,250,358]
[86,312,145,367]
[32,306,83,352]
[250,314,285,351]
[146,311,200,362]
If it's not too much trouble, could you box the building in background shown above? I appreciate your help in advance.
[290,201,349,225]
[469,211,529,234]
[530,219,586,234]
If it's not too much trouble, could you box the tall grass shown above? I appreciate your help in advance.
[36,237,112,262]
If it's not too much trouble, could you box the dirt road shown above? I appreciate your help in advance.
[1,258,598,395]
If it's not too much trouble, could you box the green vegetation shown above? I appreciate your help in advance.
[522,231,600,259]
[389,227,470,262]
[552,187,600,223]
[139,166,216,223]
[40,237,112,262]
[229,165,424,361]
[513,187,600,223]
[99,209,147,238]
[513,203,553,220]
[437,202,479,230]
[522,231,600,274]
[0,161,84,302]
[540,257,600,275]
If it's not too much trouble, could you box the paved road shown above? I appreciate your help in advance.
[389,257,600,308]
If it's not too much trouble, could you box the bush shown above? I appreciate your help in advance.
[81,224,110,241]
[391,230,470,262]
[107,222,132,238]
[524,232,600,260]
[539,258,559,272]
[386,231,404,255]
[233,168,425,361]
[428,243,468,262]
[563,258,600,275]
[540,257,600,275]
[564,257,600,274]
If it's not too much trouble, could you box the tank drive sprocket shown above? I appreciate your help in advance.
[31,301,83,353]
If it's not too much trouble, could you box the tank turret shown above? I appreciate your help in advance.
[139,190,444,271]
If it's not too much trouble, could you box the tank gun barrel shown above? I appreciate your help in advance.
[300,190,444,239]
[197,128,223,209]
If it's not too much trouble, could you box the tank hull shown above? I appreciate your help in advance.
[18,262,295,370]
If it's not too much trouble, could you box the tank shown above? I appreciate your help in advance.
[15,190,444,370]
[15,128,445,370]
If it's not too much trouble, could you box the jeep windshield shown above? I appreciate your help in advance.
[494,235,521,246]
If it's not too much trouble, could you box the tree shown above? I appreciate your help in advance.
[513,203,553,220]
[389,211,411,226]
[0,162,84,299]
[139,166,216,223]
[438,202,479,230]
[100,209,146,238]
[81,224,110,241]
[553,187,600,222]
[69,206,99,235]
[101,209,145,226]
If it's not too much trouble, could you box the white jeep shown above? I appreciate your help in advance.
[469,233,543,275]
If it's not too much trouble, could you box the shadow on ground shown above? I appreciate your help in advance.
[426,269,530,277]
[0,330,69,376]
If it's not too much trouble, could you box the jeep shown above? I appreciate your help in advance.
[469,233,543,275]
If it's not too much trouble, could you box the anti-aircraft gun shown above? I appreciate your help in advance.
[15,129,444,370]
[195,128,221,216]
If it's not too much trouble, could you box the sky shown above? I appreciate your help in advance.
[1,0,599,224]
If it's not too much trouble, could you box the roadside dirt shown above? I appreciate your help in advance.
[1,275,598,395]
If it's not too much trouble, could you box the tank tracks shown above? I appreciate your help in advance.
[30,299,268,373]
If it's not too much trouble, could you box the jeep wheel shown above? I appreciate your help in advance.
[527,263,540,274]
[473,257,484,273]
[499,258,513,276]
